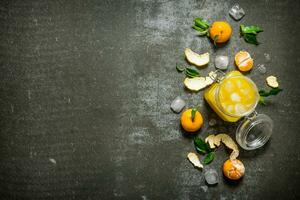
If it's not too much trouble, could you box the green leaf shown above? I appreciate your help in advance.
[243,33,259,45]
[213,35,219,46]
[269,88,283,95]
[195,146,206,154]
[258,90,269,97]
[185,72,196,78]
[259,88,282,105]
[193,18,210,36]
[259,88,283,97]
[185,67,200,78]
[191,108,197,122]
[259,96,266,105]
[202,19,210,28]
[176,63,185,72]
[185,67,199,74]
[240,24,263,45]
[192,25,208,36]
[185,71,198,78]
[240,24,245,34]
[240,25,263,35]
[194,18,210,30]
[194,138,210,154]
[203,152,215,165]
[194,17,203,21]
[192,25,204,32]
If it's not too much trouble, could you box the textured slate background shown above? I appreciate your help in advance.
[0,0,300,199]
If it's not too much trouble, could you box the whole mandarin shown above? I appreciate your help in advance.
[209,21,232,43]
[180,109,203,132]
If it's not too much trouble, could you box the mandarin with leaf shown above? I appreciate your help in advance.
[180,108,203,132]
[209,21,232,44]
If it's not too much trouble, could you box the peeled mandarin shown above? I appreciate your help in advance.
[235,51,254,72]
[223,159,245,180]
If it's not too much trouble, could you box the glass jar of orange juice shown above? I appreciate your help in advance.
[204,70,273,150]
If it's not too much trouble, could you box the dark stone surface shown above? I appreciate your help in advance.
[0,0,300,199]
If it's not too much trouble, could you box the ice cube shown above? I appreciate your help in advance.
[215,55,229,70]
[224,81,234,92]
[236,80,242,88]
[170,96,185,113]
[257,64,266,74]
[240,89,250,95]
[231,93,241,102]
[226,105,234,113]
[229,4,245,21]
[204,169,219,185]
[235,104,247,115]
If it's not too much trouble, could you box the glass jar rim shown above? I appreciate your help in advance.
[215,75,259,118]
[236,113,273,150]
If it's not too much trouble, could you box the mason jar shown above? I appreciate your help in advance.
[204,70,273,150]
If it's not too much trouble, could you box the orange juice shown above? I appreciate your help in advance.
[204,71,259,122]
